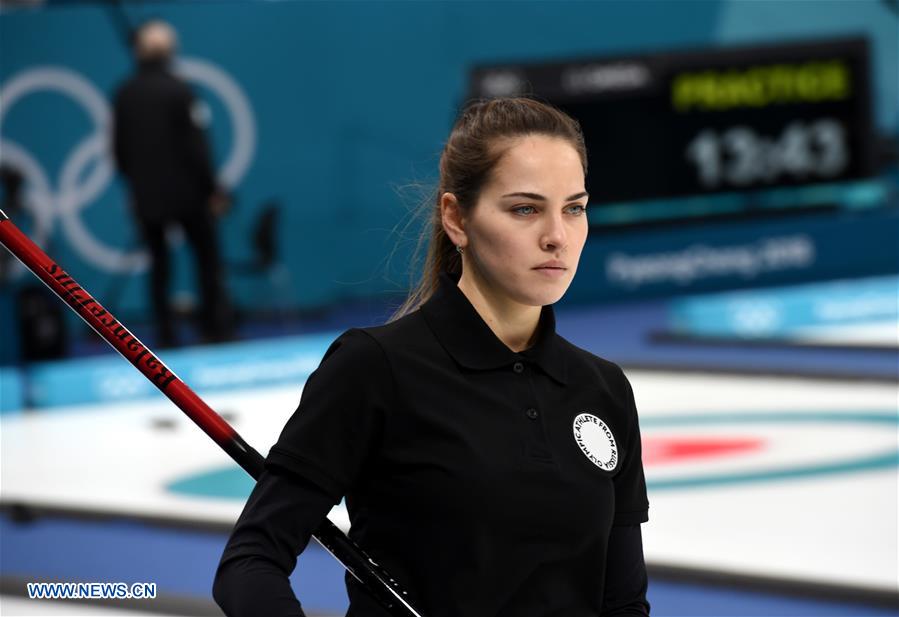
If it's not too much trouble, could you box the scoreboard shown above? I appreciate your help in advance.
[468,38,877,227]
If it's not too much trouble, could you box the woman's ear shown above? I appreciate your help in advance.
[440,192,467,248]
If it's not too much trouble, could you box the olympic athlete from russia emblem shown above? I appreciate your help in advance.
[573,413,619,471]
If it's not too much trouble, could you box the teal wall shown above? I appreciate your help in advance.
[0,0,896,321]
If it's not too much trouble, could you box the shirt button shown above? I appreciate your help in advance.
[513,362,524,374]
[526,408,539,420]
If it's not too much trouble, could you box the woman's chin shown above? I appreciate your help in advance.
[516,283,569,307]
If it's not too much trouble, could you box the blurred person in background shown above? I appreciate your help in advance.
[213,98,650,616]
[112,19,233,347]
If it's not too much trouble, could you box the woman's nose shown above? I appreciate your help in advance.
[541,213,567,251]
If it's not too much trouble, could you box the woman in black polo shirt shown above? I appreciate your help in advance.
[213,97,650,616]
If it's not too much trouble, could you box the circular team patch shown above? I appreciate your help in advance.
[573,413,618,471]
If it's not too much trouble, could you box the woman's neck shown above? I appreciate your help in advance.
[456,268,542,353]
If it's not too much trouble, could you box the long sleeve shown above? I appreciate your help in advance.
[212,468,337,617]
[601,523,651,616]
[612,372,650,525]
[603,369,651,615]
[214,328,393,616]
[265,328,394,500]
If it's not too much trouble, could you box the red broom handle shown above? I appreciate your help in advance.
[0,209,423,616]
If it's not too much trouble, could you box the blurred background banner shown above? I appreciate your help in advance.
[1,1,897,616]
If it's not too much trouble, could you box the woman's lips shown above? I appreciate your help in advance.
[533,266,567,277]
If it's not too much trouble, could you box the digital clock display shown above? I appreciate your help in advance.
[468,38,875,227]
[685,119,849,189]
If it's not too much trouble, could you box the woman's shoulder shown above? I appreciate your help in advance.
[553,333,630,391]
[333,308,430,356]
[305,315,429,400]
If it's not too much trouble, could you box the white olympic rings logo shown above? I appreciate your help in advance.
[0,59,256,275]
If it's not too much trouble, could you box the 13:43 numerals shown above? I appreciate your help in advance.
[686,118,849,189]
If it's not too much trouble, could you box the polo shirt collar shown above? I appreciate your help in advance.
[419,270,568,385]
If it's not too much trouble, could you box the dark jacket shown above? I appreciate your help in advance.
[112,59,216,223]
[213,270,650,616]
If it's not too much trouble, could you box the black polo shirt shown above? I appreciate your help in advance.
[214,270,650,617]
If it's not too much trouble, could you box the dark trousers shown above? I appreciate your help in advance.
[138,208,232,345]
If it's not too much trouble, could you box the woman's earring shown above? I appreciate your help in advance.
[456,245,464,254]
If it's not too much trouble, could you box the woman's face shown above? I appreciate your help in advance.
[453,134,589,308]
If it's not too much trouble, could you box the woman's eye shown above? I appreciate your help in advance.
[512,205,536,215]
[566,204,587,215]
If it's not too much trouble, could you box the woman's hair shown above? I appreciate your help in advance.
[388,96,587,322]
